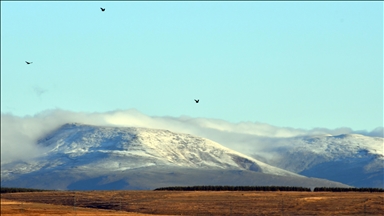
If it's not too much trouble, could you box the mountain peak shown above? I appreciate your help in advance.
[37,124,299,177]
[2,124,354,190]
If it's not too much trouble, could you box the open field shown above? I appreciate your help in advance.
[1,199,160,216]
[2,191,384,215]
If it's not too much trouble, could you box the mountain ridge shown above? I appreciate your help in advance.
[1,123,352,190]
[251,133,384,188]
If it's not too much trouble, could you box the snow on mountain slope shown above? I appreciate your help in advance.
[251,134,384,188]
[2,123,302,179]
[2,123,355,190]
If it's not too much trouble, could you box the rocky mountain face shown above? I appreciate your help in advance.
[1,123,351,190]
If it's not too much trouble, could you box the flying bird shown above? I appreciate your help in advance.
[25,61,33,64]
[100,7,105,12]
[195,99,199,103]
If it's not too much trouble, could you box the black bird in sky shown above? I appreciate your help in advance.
[25,61,33,64]
[195,99,199,103]
[100,7,105,12]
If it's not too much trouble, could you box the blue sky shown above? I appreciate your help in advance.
[1,1,383,131]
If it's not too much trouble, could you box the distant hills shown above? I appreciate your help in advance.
[251,134,383,188]
[1,123,353,190]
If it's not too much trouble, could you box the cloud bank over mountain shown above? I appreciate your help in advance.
[1,109,382,164]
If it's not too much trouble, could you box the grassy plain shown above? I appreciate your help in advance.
[1,191,383,215]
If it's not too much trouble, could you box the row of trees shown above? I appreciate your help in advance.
[154,186,384,192]
[2,186,382,193]
[314,187,384,192]
[154,186,311,191]
[1,187,54,193]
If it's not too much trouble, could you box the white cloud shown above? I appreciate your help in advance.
[1,109,382,164]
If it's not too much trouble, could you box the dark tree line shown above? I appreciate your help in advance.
[154,186,311,191]
[154,186,384,192]
[314,187,384,192]
[0,187,54,193]
[2,186,382,193]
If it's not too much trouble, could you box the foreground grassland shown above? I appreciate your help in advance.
[2,191,383,215]
[1,198,156,215]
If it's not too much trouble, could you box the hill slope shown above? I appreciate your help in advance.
[251,134,384,188]
[1,123,350,190]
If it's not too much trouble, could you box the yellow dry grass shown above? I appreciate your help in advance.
[1,198,163,216]
[2,191,384,215]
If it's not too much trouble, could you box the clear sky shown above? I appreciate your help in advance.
[1,1,383,131]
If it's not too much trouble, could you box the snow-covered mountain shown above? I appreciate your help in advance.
[251,134,384,188]
[1,123,350,190]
